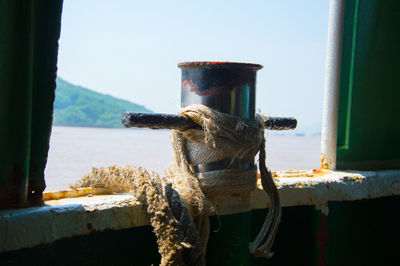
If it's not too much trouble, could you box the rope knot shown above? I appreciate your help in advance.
[75,104,281,265]
[173,104,281,259]
[179,104,264,162]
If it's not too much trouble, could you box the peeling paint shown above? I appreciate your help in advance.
[43,187,109,201]
[317,215,329,266]
[320,153,332,169]
[220,169,400,215]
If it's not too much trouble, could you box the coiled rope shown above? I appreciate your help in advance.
[75,104,281,265]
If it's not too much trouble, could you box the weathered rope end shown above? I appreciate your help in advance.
[74,104,282,264]
[176,104,282,258]
[248,133,282,258]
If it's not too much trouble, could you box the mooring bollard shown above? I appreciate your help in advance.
[122,61,297,174]
[122,61,294,263]
[178,61,262,174]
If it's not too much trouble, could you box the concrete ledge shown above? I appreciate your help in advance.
[0,194,147,253]
[1,169,399,253]
[215,169,400,215]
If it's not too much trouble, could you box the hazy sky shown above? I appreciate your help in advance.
[57,0,329,131]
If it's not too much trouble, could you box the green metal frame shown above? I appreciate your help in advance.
[0,0,63,208]
[336,0,400,170]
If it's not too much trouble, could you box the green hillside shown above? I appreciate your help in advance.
[53,78,152,128]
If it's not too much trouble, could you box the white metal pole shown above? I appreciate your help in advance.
[321,0,346,170]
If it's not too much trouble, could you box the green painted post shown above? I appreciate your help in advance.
[336,0,400,170]
[0,0,63,208]
[0,0,35,208]
[28,0,63,205]
[207,212,254,265]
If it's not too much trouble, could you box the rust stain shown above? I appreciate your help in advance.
[259,169,333,180]
[178,61,263,70]
[320,153,330,169]
[343,175,364,183]
[182,79,223,96]
[43,187,110,201]
[312,169,324,174]
[317,215,329,266]
[182,80,198,93]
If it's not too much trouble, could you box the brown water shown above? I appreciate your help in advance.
[44,126,321,191]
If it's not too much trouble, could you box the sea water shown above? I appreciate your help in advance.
[44,126,321,191]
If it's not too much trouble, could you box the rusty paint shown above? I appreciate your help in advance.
[321,153,331,169]
[179,61,261,110]
[259,168,372,190]
[277,164,364,183]
[343,175,364,183]
[181,80,199,94]
[43,187,109,201]
[178,61,263,70]
[312,168,326,174]
[268,169,333,179]
[317,215,329,266]
[182,79,224,97]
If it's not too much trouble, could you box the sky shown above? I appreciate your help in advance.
[57,0,330,133]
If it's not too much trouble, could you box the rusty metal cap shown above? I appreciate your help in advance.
[178,61,263,70]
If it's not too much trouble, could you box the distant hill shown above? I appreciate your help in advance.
[53,78,152,128]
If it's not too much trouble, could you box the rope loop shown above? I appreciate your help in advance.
[75,104,281,264]
[174,104,281,258]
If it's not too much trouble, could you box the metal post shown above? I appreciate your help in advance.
[178,61,262,264]
[0,1,35,208]
[28,0,63,206]
[321,0,346,170]
[179,61,262,173]
[0,0,63,208]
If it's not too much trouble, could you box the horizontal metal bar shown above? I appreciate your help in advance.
[121,112,200,130]
[121,112,297,131]
[261,115,297,131]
